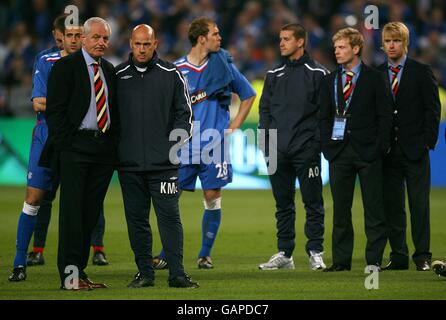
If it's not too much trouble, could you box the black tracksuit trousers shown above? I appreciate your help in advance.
[118,170,185,280]
[268,144,325,257]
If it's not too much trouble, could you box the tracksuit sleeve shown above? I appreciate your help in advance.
[259,73,273,130]
[173,68,193,143]
[318,76,333,146]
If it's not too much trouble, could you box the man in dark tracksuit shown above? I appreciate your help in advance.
[116,24,198,288]
[258,23,327,271]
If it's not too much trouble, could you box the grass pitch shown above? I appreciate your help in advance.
[0,185,446,300]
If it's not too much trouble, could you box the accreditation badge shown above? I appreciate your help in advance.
[331,116,348,140]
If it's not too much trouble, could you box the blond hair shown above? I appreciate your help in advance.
[382,22,409,53]
[332,27,364,56]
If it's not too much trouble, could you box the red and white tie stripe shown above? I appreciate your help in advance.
[93,63,108,133]
[343,71,354,102]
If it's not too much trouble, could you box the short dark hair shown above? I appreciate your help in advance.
[281,23,307,47]
[53,14,83,33]
[53,14,69,33]
[188,17,215,47]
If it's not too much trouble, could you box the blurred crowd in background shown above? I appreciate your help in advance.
[0,0,445,118]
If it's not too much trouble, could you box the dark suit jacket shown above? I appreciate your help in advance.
[319,63,393,162]
[377,58,440,161]
[40,49,119,167]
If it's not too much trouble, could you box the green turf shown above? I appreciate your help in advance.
[0,186,446,299]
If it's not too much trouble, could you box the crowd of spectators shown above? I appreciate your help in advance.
[0,0,445,117]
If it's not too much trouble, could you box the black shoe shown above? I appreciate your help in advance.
[92,251,109,266]
[432,260,446,277]
[381,260,409,271]
[415,259,431,271]
[168,274,199,288]
[27,252,45,266]
[323,264,351,272]
[8,266,27,282]
[127,273,154,288]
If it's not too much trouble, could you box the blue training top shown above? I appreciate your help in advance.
[31,48,61,122]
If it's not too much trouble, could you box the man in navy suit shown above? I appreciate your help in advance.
[378,22,440,272]
[44,17,119,290]
[319,27,393,272]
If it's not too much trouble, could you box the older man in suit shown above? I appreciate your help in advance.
[378,22,440,272]
[319,27,393,272]
[44,17,119,290]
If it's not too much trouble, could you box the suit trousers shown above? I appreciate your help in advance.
[57,149,113,284]
[268,145,325,257]
[383,143,431,265]
[118,170,185,280]
[34,173,106,248]
[329,143,387,267]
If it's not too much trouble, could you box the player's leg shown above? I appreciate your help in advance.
[12,188,44,270]
[91,205,108,266]
[197,188,222,269]
[29,175,59,266]
[196,161,232,269]
[9,123,51,281]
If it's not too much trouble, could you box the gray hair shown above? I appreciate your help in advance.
[83,17,111,35]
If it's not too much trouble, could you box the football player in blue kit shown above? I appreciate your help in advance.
[8,18,97,282]
[154,17,256,269]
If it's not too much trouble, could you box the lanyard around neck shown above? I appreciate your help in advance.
[334,72,355,116]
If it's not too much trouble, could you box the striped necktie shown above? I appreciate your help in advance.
[93,63,108,133]
[389,65,402,97]
[343,71,354,102]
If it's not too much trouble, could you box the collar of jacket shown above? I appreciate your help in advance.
[284,51,310,67]
[129,51,159,73]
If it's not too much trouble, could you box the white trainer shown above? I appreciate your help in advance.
[309,251,326,270]
[258,251,295,270]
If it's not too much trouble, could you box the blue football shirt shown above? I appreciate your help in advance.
[31,49,61,121]
[175,55,255,162]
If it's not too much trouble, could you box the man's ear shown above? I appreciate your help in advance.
[198,35,206,45]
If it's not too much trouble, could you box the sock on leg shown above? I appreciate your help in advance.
[13,202,39,268]
[93,245,104,253]
[198,197,222,258]
[33,247,44,253]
